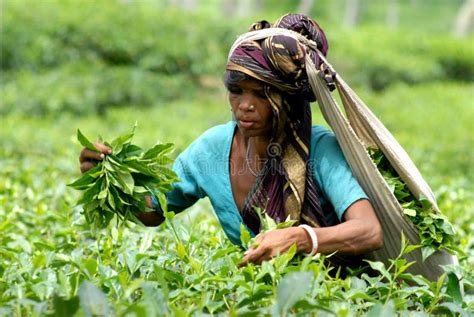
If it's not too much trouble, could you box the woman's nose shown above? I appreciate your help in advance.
[238,96,255,111]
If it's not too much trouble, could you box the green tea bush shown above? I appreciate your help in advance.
[330,27,473,90]
[1,0,76,71]
[0,62,195,116]
[1,0,234,75]
[360,81,474,181]
[2,1,473,116]
[1,0,235,115]
[431,38,474,82]
[1,151,471,315]
[1,96,472,315]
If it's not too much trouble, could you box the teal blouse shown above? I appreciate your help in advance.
[153,121,368,245]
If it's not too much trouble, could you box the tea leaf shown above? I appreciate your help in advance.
[403,244,422,255]
[421,246,436,261]
[446,272,463,303]
[365,302,396,317]
[275,271,313,314]
[240,223,252,249]
[365,260,391,281]
[116,169,134,195]
[68,165,101,189]
[143,143,174,160]
[52,295,80,317]
[78,281,110,317]
[77,129,99,152]
[403,208,416,217]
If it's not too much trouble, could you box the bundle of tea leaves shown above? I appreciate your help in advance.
[368,148,459,260]
[69,125,178,229]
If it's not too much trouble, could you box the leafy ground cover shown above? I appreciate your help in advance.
[1,87,473,315]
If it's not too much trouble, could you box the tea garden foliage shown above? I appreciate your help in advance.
[1,0,473,315]
[1,0,473,116]
[2,101,473,316]
[1,124,473,315]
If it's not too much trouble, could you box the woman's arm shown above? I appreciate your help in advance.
[307,199,383,254]
[138,149,207,226]
[240,199,382,265]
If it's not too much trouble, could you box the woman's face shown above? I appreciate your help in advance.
[229,79,273,138]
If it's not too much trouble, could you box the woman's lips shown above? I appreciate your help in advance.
[239,120,255,128]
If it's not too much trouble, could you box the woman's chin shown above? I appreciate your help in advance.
[237,126,257,136]
[237,126,271,138]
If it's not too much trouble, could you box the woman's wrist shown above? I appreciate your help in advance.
[298,225,318,256]
[293,226,313,254]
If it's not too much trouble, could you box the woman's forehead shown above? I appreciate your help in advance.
[237,78,265,89]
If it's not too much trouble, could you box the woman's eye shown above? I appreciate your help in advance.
[228,87,242,94]
[255,90,266,98]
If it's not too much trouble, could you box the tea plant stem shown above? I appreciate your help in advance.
[222,293,231,310]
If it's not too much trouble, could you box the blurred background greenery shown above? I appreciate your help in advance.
[1,0,473,228]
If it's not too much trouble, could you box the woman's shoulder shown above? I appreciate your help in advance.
[311,125,336,145]
[309,125,342,158]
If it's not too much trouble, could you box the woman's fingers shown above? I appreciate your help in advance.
[240,236,271,267]
[79,143,112,173]
[80,161,96,174]
[254,233,265,244]
[239,228,300,267]
[79,148,103,163]
[241,245,270,266]
[79,144,112,163]
[94,142,112,155]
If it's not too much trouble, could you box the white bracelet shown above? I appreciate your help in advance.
[299,224,318,256]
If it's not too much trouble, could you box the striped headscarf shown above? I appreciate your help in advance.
[227,14,337,234]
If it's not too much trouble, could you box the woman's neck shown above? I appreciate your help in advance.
[250,137,269,159]
[235,129,271,161]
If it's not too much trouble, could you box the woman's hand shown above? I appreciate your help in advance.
[239,199,382,266]
[136,196,165,226]
[239,226,311,266]
[79,143,112,173]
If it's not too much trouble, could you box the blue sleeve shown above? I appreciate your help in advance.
[310,127,368,221]
[151,145,206,214]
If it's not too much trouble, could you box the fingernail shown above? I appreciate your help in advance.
[244,250,249,255]
[100,153,105,159]
[108,149,112,154]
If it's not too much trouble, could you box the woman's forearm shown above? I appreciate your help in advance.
[312,219,383,255]
[300,200,383,255]
[241,200,383,266]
